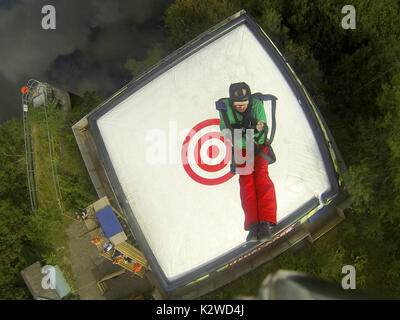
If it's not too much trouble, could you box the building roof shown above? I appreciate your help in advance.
[20,262,60,300]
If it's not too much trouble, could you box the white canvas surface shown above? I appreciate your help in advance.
[96,24,331,280]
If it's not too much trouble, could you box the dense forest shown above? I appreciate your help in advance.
[1,0,399,299]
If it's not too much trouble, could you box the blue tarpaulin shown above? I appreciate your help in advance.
[96,205,123,238]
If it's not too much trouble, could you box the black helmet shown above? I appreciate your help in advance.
[229,82,251,102]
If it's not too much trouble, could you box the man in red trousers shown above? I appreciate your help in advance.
[217,82,277,242]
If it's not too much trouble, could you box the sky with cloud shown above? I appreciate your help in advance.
[0,0,173,123]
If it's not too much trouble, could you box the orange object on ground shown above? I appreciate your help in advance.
[91,236,102,245]
[132,264,142,272]
[113,256,122,264]
[21,86,29,94]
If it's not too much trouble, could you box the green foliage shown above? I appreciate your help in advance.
[0,119,29,205]
[0,203,31,286]
[165,0,241,48]
[42,252,58,266]
[58,173,96,211]
[70,91,102,124]
[125,44,167,78]
[0,120,32,299]
[256,6,289,49]
[379,72,400,198]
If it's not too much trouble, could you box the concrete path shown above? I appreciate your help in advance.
[66,221,106,300]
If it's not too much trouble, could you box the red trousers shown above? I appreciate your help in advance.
[238,146,277,230]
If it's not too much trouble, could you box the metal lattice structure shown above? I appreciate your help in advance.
[22,79,63,213]
[22,79,40,211]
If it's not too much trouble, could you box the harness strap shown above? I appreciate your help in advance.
[218,105,237,174]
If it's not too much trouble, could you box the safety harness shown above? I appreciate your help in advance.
[216,93,278,174]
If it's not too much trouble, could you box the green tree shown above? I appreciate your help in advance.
[165,0,241,48]
[125,44,168,78]
[0,119,32,299]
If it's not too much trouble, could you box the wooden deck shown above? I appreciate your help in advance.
[115,242,149,269]
[101,249,146,278]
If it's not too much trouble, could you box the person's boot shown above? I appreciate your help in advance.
[258,221,276,241]
[246,223,259,242]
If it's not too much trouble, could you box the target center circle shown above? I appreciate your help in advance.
[200,139,226,165]
[207,145,220,159]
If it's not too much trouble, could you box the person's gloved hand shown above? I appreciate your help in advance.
[256,120,265,132]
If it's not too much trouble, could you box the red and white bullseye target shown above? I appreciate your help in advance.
[181,119,234,185]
